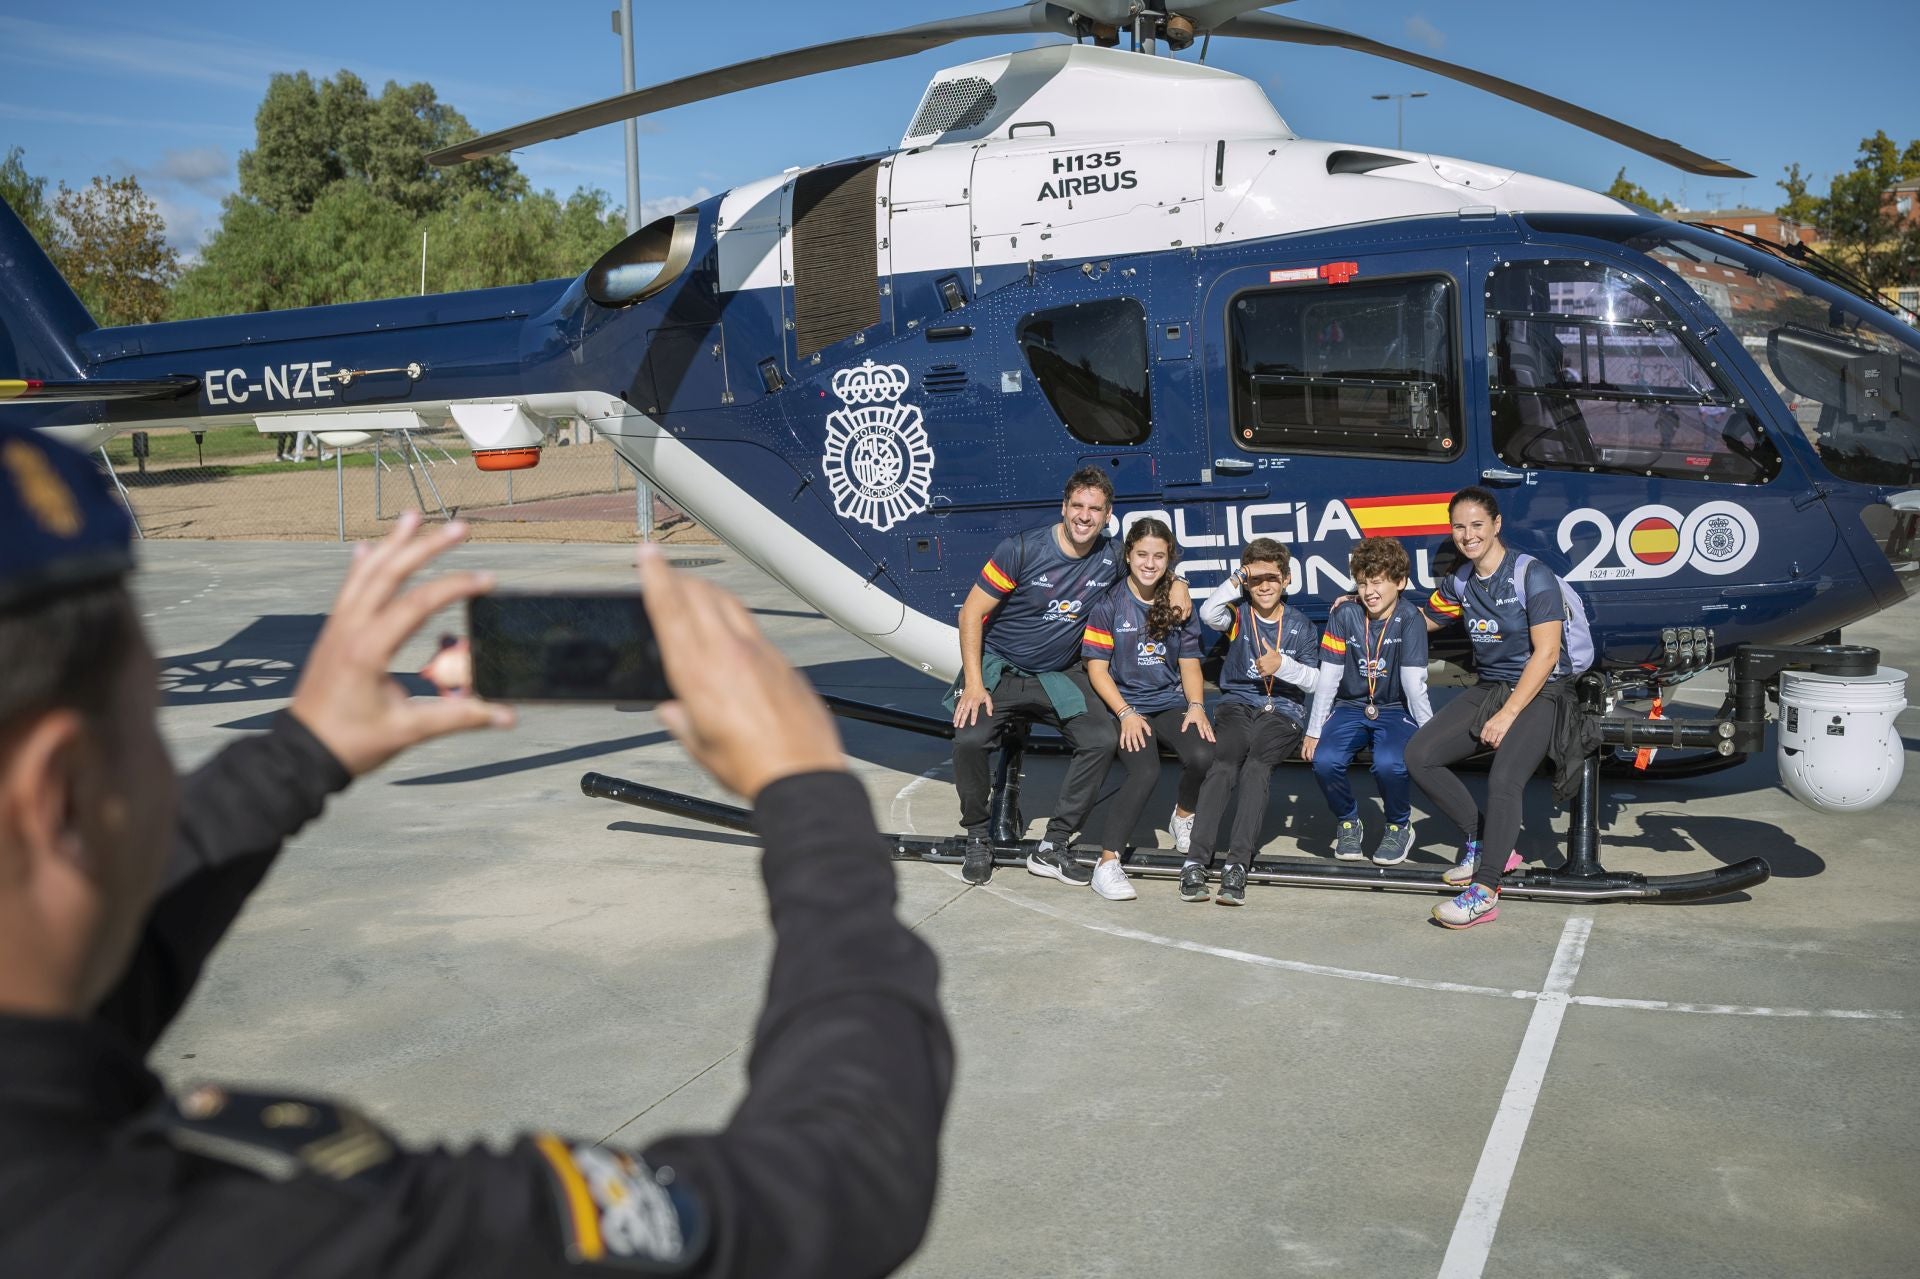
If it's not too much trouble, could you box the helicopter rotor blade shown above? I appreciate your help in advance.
[426,3,1081,166]
[1065,1,1295,26]
[1217,12,1752,178]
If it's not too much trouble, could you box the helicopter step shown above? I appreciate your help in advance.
[578,771,1772,905]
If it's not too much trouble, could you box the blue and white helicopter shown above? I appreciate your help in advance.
[7,2,1917,900]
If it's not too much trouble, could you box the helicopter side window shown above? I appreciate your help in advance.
[1017,297,1152,446]
[1489,261,1781,484]
[1227,276,1460,460]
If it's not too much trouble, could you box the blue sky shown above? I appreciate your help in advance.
[3,0,1914,257]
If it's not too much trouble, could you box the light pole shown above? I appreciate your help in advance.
[613,2,642,234]
[1371,91,1428,150]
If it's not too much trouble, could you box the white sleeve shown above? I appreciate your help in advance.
[1306,660,1341,738]
[1278,652,1320,692]
[1403,666,1434,726]
[1198,579,1242,632]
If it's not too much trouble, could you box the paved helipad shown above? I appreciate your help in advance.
[137,540,1920,1279]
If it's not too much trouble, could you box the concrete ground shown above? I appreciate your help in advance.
[138,541,1920,1279]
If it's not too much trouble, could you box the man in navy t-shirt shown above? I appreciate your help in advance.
[949,468,1187,887]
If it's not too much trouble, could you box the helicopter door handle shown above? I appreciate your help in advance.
[1480,467,1528,484]
[1213,457,1256,474]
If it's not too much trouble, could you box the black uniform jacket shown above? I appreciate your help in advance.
[0,713,953,1277]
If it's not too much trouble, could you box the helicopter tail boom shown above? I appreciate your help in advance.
[0,195,95,385]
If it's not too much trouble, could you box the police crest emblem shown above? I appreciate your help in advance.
[821,360,935,532]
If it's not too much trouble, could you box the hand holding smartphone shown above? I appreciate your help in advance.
[467,592,673,703]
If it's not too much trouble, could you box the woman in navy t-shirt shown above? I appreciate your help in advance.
[1408,486,1567,930]
[1081,518,1215,902]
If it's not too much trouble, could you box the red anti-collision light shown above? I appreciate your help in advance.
[1319,261,1360,285]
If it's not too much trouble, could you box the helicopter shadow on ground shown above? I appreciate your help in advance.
[160,615,328,709]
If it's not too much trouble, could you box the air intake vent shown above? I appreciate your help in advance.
[910,77,996,136]
[792,161,881,358]
[924,364,968,395]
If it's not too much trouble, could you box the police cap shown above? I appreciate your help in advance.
[0,421,133,613]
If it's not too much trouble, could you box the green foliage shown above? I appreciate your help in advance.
[1604,167,1675,213]
[1814,132,1920,295]
[0,147,59,248]
[237,71,526,217]
[1775,162,1825,227]
[180,70,627,318]
[51,175,179,326]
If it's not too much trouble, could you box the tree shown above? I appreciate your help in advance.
[1775,162,1824,228]
[52,175,179,326]
[1605,167,1675,213]
[237,70,525,218]
[0,147,58,249]
[1816,131,1920,295]
[181,70,622,317]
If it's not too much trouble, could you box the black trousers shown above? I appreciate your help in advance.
[1100,707,1216,852]
[1188,701,1305,868]
[1405,682,1556,891]
[953,667,1117,845]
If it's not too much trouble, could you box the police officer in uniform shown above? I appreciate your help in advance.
[0,422,952,1277]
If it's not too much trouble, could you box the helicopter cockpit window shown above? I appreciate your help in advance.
[1017,298,1152,446]
[1228,276,1460,459]
[1488,260,1781,484]
[585,209,699,308]
[1526,217,1920,486]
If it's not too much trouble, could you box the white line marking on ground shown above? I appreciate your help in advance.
[1569,994,1902,1019]
[889,764,948,837]
[984,885,1531,1001]
[969,882,1906,1021]
[1437,914,1593,1279]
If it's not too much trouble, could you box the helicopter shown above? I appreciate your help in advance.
[6,1,1918,899]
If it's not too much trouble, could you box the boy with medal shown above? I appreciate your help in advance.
[1302,538,1434,866]
[1187,539,1321,905]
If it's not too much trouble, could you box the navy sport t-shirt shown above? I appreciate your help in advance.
[1217,602,1319,723]
[977,524,1120,672]
[1428,553,1570,683]
[1320,596,1429,707]
[1081,582,1204,713]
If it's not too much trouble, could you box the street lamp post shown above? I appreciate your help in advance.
[1370,91,1428,149]
[613,2,642,235]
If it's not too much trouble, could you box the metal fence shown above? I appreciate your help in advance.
[97,422,707,545]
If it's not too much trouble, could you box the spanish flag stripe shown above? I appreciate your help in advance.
[1344,491,1455,509]
[0,380,33,401]
[1321,634,1347,654]
[533,1135,604,1261]
[1083,627,1114,649]
[1363,520,1454,538]
[1428,590,1462,616]
[981,560,1015,594]
[1348,504,1452,536]
[1629,528,1681,554]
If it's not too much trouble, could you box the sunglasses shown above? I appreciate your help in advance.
[1243,574,1285,587]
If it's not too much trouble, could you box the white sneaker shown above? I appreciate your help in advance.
[1091,858,1137,901]
[1169,808,1195,855]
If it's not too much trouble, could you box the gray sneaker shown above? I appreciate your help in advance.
[1371,821,1415,866]
[1332,818,1367,861]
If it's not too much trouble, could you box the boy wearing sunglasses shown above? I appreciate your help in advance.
[1185,539,1321,905]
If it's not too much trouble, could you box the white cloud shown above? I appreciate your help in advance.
[1404,16,1445,51]
[154,147,232,199]
[0,99,249,137]
[146,189,216,260]
[640,186,714,223]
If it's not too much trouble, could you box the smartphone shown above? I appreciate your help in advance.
[467,592,672,703]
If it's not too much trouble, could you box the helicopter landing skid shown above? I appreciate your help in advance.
[579,770,1772,905]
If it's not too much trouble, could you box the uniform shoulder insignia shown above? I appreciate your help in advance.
[531,1134,708,1273]
[153,1084,398,1189]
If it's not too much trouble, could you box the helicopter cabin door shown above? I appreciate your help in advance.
[1468,247,1838,664]
[1196,245,1482,598]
